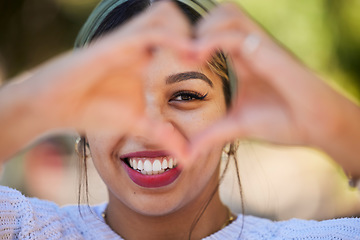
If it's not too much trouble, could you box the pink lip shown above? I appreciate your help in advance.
[119,150,170,159]
[120,151,181,188]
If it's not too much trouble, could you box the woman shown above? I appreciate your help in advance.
[0,0,360,239]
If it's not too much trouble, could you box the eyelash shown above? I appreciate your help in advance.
[170,90,208,102]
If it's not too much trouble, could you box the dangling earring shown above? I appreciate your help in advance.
[223,143,231,154]
[75,136,91,159]
[348,174,360,191]
[222,143,231,161]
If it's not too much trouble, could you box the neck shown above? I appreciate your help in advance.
[105,177,229,240]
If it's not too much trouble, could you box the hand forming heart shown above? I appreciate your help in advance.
[185,3,360,176]
[128,2,358,176]
[2,2,359,176]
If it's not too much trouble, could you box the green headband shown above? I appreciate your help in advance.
[75,0,237,97]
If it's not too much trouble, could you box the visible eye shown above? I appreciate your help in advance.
[170,90,208,102]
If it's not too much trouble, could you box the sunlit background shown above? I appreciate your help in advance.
[1,0,359,220]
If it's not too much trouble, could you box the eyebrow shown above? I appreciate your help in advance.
[166,71,213,87]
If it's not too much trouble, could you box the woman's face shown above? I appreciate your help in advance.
[87,49,227,216]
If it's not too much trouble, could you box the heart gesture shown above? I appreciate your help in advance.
[189,3,360,176]
[1,2,359,177]
[0,2,192,161]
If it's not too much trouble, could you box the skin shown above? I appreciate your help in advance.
[0,2,191,163]
[87,49,230,240]
[0,1,360,239]
[190,3,360,177]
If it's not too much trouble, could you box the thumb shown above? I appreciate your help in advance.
[135,117,190,167]
[188,116,247,164]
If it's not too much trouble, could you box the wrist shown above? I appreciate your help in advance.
[315,97,360,177]
[1,78,57,136]
[0,81,48,160]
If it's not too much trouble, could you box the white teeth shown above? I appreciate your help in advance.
[128,157,177,175]
[153,160,161,172]
[169,158,173,168]
[137,160,143,171]
[162,159,168,169]
[144,160,152,172]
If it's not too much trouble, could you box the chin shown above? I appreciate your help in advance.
[124,192,188,217]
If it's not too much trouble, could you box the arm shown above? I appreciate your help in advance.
[319,96,360,177]
[0,2,191,164]
[190,2,360,177]
[0,74,54,162]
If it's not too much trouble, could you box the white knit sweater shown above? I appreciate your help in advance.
[1,186,359,239]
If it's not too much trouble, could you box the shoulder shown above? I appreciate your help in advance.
[205,214,360,240]
[274,217,360,239]
[245,215,360,239]
[0,185,67,222]
[61,203,121,239]
[0,186,116,239]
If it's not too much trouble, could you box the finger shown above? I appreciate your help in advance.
[196,29,317,107]
[95,26,194,67]
[195,31,250,61]
[79,98,143,134]
[194,1,305,89]
[141,28,195,60]
[127,1,194,56]
[188,116,246,163]
[133,117,190,167]
[141,2,195,61]
[196,3,254,37]
[92,1,195,65]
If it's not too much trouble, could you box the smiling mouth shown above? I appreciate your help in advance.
[123,157,178,175]
[119,151,181,188]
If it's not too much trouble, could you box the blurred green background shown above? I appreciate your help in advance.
[1,0,359,100]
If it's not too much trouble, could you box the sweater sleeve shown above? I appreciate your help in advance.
[0,186,81,239]
[274,217,360,240]
[0,185,37,239]
[207,214,360,240]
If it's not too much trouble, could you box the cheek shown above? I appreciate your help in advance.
[171,102,227,138]
[87,133,122,157]
[86,134,122,177]
[169,100,226,184]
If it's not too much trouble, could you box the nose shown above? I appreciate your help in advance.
[144,92,163,121]
[132,120,176,148]
[131,92,176,147]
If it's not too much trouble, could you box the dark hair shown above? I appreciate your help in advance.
[91,0,151,41]
[77,0,243,238]
[91,0,200,41]
[89,0,232,107]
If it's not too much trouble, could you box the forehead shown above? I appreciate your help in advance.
[146,49,223,87]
